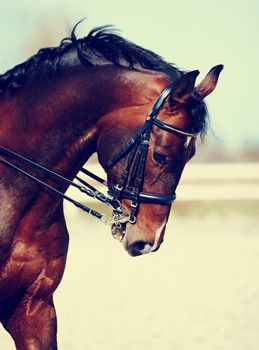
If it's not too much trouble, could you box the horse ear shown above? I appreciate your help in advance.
[195,64,224,99]
[170,70,200,104]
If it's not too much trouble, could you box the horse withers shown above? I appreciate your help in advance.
[0,25,223,349]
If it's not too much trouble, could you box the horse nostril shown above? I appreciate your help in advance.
[128,241,153,257]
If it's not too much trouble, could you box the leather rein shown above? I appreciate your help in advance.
[0,83,200,227]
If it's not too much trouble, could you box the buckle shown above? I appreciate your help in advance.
[131,202,138,208]
[141,139,149,145]
[128,216,136,224]
[115,184,123,191]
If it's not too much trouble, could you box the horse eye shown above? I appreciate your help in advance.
[153,151,169,165]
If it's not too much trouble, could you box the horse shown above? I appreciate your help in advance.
[0,24,223,349]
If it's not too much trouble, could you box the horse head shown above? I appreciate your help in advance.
[97,65,223,256]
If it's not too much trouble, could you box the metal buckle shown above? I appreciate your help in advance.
[131,202,138,208]
[115,184,123,191]
[141,139,149,145]
[128,216,136,224]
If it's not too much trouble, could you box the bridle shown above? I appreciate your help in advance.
[106,83,200,224]
[0,83,200,228]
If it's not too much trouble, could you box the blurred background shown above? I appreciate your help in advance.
[0,0,258,349]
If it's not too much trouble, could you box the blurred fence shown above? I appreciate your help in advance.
[178,163,259,201]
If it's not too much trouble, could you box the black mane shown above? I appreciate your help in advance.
[0,23,208,136]
[0,24,182,95]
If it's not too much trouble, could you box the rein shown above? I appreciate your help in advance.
[0,83,200,227]
[0,145,115,223]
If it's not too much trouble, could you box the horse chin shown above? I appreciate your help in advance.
[111,223,152,257]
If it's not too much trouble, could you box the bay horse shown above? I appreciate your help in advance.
[0,24,223,349]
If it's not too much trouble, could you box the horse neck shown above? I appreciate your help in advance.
[0,66,125,180]
[0,65,133,231]
[0,63,166,188]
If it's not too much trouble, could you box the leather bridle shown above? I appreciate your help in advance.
[106,83,200,224]
[0,83,200,227]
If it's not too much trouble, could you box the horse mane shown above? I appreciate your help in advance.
[0,23,182,95]
[0,23,208,136]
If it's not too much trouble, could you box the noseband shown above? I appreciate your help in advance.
[0,83,200,226]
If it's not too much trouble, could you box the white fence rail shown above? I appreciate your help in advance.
[178,163,259,201]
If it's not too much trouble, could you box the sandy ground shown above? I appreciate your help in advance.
[1,200,259,350]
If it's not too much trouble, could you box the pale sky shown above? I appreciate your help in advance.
[1,0,258,149]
